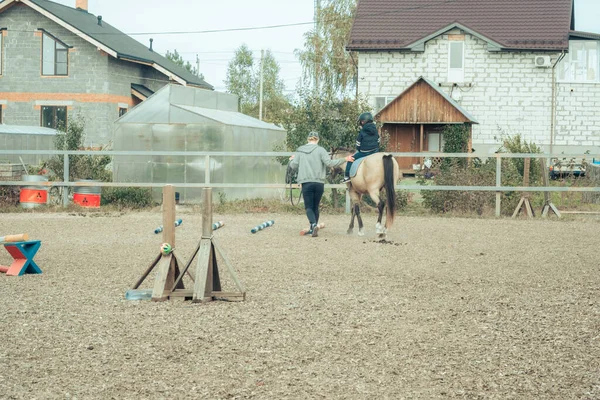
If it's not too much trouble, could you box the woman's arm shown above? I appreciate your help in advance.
[289,153,299,170]
[320,149,353,167]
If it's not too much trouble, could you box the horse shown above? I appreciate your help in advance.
[336,151,401,237]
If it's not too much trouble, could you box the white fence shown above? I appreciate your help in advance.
[1,150,599,216]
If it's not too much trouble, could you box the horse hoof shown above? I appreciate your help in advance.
[347,229,353,235]
[358,230,365,237]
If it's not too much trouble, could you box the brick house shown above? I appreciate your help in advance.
[0,0,213,146]
[348,0,600,167]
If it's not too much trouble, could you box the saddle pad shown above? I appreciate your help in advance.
[349,157,368,178]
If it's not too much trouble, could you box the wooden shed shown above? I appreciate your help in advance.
[375,76,478,175]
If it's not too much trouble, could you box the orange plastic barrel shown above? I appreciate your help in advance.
[73,192,101,208]
[19,175,48,209]
[73,179,101,208]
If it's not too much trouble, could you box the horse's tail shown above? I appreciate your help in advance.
[383,154,396,228]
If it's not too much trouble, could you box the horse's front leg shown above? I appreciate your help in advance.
[347,201,356,235]
[355,202,365,236]
[347,190,362,235]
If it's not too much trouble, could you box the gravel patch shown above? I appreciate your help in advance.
[0,211,599,399]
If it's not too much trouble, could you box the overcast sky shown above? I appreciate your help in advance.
[14,0,600,93]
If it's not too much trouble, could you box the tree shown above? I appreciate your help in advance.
[45,116,111,182]
[280,87,371,207]
[285,0,370,156]
[282,87,369,155]
[166,49,205,80]
[295,0,357,97]
[225,45,291,123]
[224,44,255,115]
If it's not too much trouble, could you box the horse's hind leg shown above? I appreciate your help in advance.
[376,199,386,236]
[370,190,386,236]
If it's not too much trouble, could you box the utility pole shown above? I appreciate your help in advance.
[196,54,200,77]
[259,49,264,121]
[314,0,321,93]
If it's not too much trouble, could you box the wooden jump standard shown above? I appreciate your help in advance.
[129,185,245,303]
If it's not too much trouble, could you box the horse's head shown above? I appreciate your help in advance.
[329,148,353,175]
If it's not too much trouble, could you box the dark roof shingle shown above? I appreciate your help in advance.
[348,0,574,51]
[28,0,213,89]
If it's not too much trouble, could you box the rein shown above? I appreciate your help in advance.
[284,164,303,206]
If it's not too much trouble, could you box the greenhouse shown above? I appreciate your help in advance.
[113,84,287,203]
[0,125,58,165]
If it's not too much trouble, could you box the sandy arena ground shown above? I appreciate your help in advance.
[0,210,599,399]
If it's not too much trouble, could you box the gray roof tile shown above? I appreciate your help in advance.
[29,0,213,89]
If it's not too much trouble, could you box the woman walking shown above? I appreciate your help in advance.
[289,131,354,237]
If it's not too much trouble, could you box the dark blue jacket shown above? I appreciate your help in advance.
[356,122,380,152]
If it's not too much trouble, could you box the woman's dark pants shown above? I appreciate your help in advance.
[301,182,324,226]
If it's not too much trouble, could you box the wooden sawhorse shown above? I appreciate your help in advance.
[0,240,43,276]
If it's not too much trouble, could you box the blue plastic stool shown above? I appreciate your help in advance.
[0,240,42,276]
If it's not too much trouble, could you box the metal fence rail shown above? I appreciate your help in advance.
[1,150,599,216]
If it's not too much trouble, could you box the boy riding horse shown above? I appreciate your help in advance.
[343,112,380,183]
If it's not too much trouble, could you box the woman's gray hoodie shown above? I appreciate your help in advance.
[289,143,346,184]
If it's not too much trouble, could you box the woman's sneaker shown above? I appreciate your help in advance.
[311,223,319,237]
[342,176,351,183]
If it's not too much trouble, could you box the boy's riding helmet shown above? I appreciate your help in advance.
[358,112,374,124]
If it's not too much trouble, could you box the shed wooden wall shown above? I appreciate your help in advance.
[378,80,470,124]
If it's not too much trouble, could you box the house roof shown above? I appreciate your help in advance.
[348,0,576,51]
[0,124,58,135]
[1,0,213,89]
[173,105,286,130]
[376,76,478,124]
[570,30,600,40]
[117,84,285,132]
[131,84,154,99]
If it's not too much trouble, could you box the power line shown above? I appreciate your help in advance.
[4,0,460,38]
[125,21,313,36]
[119,0,459,36]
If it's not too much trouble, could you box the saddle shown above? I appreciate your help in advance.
[349,154,377,178]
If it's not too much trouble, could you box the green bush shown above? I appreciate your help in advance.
[45,116,112,182]
[395,190,409,211]
[101,187,154,209]
[421,130,542,215]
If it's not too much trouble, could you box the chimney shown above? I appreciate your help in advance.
[149,38,153,52]
[97,15,102,26]
[76,0,88,11]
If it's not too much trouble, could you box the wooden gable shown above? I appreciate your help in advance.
[376,77,477,124]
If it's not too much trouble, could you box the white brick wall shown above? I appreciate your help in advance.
[358,33,600,153]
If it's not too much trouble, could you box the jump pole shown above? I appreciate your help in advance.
[0,233,29,244]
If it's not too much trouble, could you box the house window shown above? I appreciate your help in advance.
[374,96,395,113]
[41,106,67,129]
[448,41,464,82]
[558,40,599,82]
[118,107,127,117]
[427,132,445,152]
[42,33,68,76]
